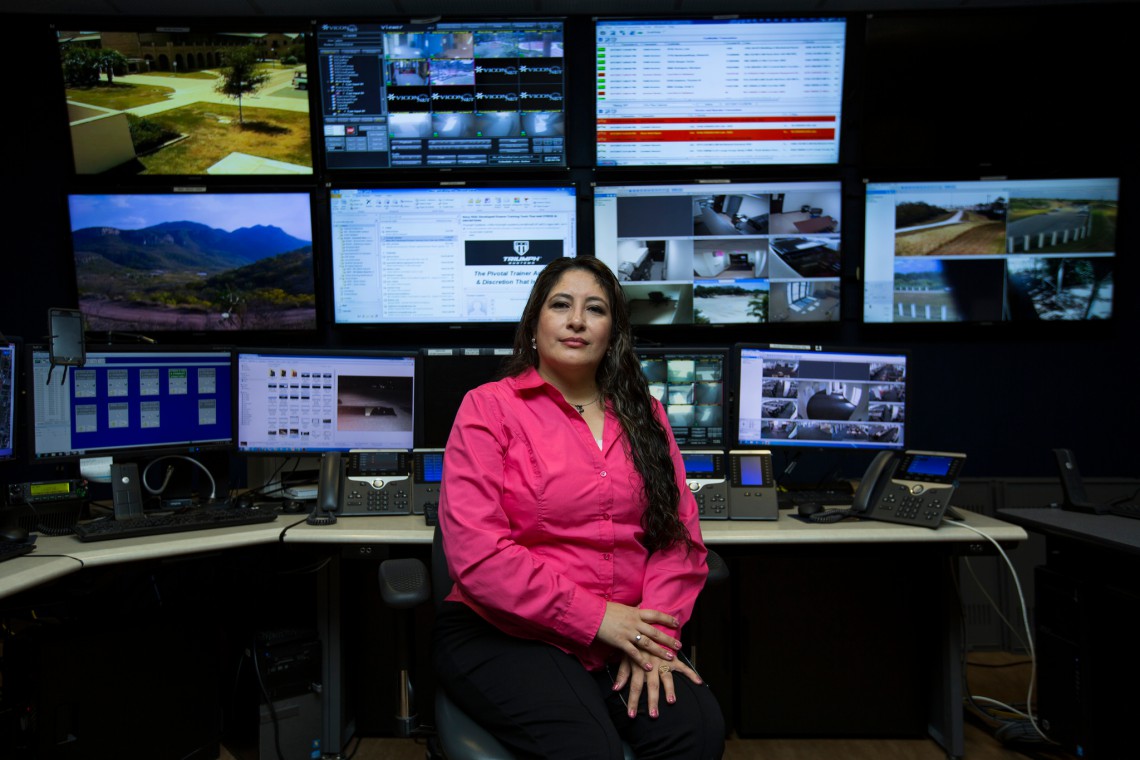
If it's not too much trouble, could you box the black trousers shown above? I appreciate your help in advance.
[434,602,725,760]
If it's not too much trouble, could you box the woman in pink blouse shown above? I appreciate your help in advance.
[434,257,724,759]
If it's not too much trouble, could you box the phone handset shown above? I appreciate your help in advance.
[851,451,897,515]
[308,452,343,525]
[1052,448,1106,514]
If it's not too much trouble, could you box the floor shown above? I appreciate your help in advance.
[222,652,1076,760]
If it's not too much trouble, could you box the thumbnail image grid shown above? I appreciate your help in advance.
[640,356,724,446]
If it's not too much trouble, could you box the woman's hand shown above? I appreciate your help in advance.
[611,651,702,719]
[596,601,682,669]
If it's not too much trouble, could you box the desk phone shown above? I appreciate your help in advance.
[681,450,727,520]
[727,450,777,520]
[412,448,444,518]
[851,450,965,527]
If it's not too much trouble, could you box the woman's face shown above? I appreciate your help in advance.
[534,268,613,381]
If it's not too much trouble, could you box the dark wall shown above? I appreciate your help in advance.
[2,7,1135,483]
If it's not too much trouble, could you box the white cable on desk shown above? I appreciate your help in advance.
[141,455,217,501]
[943,516,1050,743]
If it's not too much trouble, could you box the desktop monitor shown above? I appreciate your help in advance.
[316,17,566,170]
[732,344,908,451]
[57,25,313,177]
[863,176,1119,323]
[329,182,577,326]
[236,349,416,453]
[594,179,842,325]
[1,340,17,462]
[414,347,511,448]
[637,347,730,448]
[595,16,846,167]
[27,345,234,461]
[66,189,318,334]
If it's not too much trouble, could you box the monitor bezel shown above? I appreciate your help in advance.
[326,178,580,329]
[729,342,909,452]
[233,346,418,455]
[592,14,850,171]
[1,337,20,464]
[25,342,237,463]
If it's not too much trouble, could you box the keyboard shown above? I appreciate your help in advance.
[73,506,279,542]
[0,540,35,563]
[1108,502,1140,520]
[778,488,855,508]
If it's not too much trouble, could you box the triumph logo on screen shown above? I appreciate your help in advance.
[513,241,530,255]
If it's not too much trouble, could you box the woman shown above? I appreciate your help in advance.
[434,257,724,759]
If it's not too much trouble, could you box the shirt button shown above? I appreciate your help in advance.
[603,553,611,560]
[602,513,610,520]
[600,471,607,477]
[603,593,611,600]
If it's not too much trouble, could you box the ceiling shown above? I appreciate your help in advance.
[3,0,1133,18]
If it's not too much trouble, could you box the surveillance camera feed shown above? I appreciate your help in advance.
[864,177,1118,322]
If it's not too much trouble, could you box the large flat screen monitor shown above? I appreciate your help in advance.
[67,189,317,334]
[236,349,416,453]
[595,16,846,167]
[594,179,841,325]
[28,346,234,460]
[316,18,566,170]
[733,344,907,451]
[414,347,511,448]
[329,183,577,325]
[57,26,312,177]
[637,347,730,448]
[1,340,16,462]
[864,176,1119,323]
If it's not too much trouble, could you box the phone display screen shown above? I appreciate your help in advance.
[739,456,767,486]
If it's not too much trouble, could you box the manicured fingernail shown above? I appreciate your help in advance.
[664,651,674,660]
[650,709,658,718]
[668,695,676,704]
[628,709,636,718]
[644,662,653,671]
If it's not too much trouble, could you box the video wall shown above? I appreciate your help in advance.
[49,10,1122,339]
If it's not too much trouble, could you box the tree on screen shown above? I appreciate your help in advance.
[215,46,270,125]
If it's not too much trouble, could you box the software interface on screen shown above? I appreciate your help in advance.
[864,177,1119,323]
[595,17,846,166]
[317,19,566,169]
[68,192,317,333]
[29,349,234,460]
[736,345,907,450]
[237,351,416,452]
[58,28,312,176]
[1,342,16,460]
[637,349,727,447]
[594,180,841,325]
[330,185,577,324]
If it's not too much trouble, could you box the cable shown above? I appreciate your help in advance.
[962,556,1030,653]
[944,516,1051,744]
[141,455,217,501]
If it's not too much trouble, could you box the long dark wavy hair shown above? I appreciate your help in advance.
[500,257,693,554]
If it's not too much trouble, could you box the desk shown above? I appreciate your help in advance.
[997,507,1138,758]
[0,511,1024,759]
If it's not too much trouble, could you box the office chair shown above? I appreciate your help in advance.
[379,528,727,760]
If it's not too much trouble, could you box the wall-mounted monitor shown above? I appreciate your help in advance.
[66,189,317,334]
[329,182,577,325]
[594,179,841,325]
[595,16,846,167]
[28,345,234,461]
[733,344,907,451]
[637,347,730,448]
[864,176,1119,323]
[316,18,565,170]
[414,347,511,448]
[236,349,416,453]
[57,25,312,177]
[1,340,17,462]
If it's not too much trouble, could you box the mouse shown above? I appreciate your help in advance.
[796,501,824,518]
[0,524,30,543]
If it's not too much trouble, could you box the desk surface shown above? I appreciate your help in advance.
[0,510,1026,600]
[998,506,1140,555]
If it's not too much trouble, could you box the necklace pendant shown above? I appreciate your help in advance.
[573,404,585,414]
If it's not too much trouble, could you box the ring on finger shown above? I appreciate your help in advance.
[634,634,642,643]
[659,664,670,675]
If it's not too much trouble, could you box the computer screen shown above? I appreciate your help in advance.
[864,176,1119,323]
[67,189,317,333]
[329,183,577,325]
[414,347,511,448]
[595,16,846,167]
[58,26,312,176]
[28,346,234,460]
[594,179,841,325]
[733,344,907,450]
[236,349,416,453]
[316,18,566,170]
[637,347,730,447]
[1,341,17,462]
